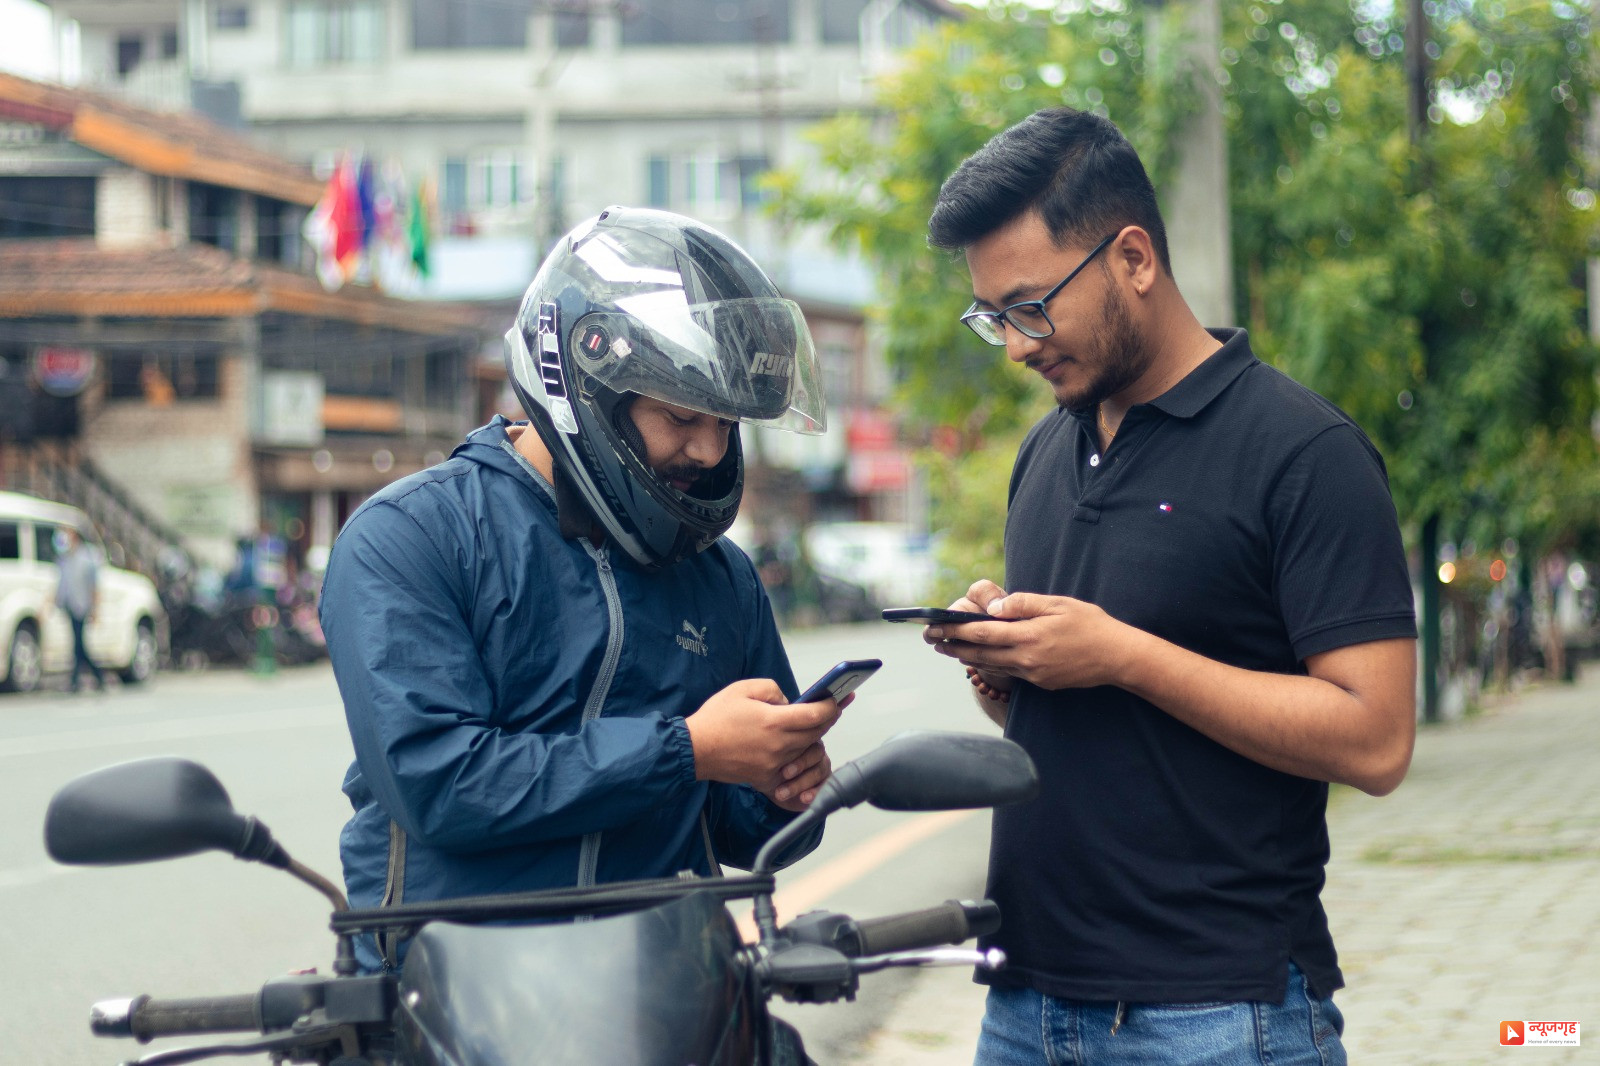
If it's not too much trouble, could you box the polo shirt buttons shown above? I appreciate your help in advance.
[1089,454,1101,467]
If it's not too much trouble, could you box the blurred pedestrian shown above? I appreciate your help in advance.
[54,526,105,693]
[916,107,1418,1065]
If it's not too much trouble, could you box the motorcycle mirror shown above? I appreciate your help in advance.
[753,732,1038,882]
[44,756,288,869]
[810,731,1039,816]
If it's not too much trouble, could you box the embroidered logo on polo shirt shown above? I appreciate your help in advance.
[1159,502,1173,513]
[677,621,709,656]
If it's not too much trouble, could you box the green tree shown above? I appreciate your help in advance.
[775,1,1600,620]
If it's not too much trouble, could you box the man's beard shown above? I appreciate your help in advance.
[1059,282,1155,413]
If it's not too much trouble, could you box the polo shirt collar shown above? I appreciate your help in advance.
[1062,327,1258,431]
[1145,327,1258,419]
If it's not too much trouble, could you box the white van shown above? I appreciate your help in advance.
[0,491,165,693]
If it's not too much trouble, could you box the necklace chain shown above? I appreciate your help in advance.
[1098,405,1115,442]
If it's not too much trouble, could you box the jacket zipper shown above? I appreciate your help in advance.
[575,541,624,899]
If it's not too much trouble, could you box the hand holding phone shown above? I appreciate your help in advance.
[881,607,1005,625]
[795,658,883,704]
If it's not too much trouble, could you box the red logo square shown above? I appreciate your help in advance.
[1502,1021,1525,1045]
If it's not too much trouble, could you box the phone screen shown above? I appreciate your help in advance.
[795,658,883,704]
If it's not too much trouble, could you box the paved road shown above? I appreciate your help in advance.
[849,672,1600,1065]
[0,622,994,1066]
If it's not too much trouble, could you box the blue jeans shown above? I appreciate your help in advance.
[974,964,1346,1066]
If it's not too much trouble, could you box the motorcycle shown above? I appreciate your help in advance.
[44,730,1038,1066]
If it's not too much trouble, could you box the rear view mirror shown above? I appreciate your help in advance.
[753,731,1038,877]
[814,731,1039,815]
[44,756,283,867]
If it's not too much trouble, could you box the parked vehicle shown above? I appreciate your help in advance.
[0,490,165,692]
[803,522,942,610]
[44,730,1038,1065]
[158,553,326,671]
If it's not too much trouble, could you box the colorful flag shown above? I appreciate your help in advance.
[302,155,364,291]
[356,156,377,252]
[409,178,434,279]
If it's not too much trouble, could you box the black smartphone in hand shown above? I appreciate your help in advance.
[881,607,1003,625]
[795,658,883,704]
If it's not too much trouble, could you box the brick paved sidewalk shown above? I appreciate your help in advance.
[1326,675,1599,1064]
[847,675,1600,1064]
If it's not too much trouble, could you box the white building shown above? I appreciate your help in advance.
[34,0,954,535]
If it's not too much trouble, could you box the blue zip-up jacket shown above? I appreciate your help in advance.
[321,418,819,968]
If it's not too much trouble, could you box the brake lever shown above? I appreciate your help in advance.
[851,946,1007,975]
[116,1026,344,1066]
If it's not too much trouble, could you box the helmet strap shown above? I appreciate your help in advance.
[552,462,598,542]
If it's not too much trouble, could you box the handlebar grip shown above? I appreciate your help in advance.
[849,899,1000,957]
[101,993,263,1042]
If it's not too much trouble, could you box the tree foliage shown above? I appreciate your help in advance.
[773,0,1600,585]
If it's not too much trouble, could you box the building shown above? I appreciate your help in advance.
[33,0,956,530]
[0,70,489,575]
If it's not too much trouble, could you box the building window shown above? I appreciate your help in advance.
[439,150,531,233]
[0,177,95,238]
[622,0,790,46]
[216,5,251,29]
[644,153,768,216]
[441,156,469,233]
[256,197,302,265]
[117,34,144,76]
[412,0,589,49]
[286,1,384,67]
[187,182,239,251]
[106,353,222,402]
[161,26,180,59]
[821,0,869,44]
[470,151,522,209]
[646,156,670,208]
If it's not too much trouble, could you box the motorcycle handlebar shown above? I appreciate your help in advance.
[92,993,262,1042]
[846,899,1000,957]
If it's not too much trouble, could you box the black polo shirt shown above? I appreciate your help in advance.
[980,328,1415,1004]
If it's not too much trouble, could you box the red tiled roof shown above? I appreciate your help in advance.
[0,238,481,335]
[0,71,322,206]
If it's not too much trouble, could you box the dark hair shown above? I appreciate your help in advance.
[928,107,1171,273]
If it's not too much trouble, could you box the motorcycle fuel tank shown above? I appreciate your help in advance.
[394,891,758,1066]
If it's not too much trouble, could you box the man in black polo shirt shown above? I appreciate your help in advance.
[918,108,1417,1064]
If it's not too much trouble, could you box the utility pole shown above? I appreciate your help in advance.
[525,1,636,250]
[1146,0,1234,328]
[1404,0,1441,723]
[526,4,562,253]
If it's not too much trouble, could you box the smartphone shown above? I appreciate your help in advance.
[881,607,1002,625]
[795,658,883,704]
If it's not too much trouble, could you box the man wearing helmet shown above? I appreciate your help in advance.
[320,208,841,971]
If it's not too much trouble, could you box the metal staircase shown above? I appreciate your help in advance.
[1,441,195,583]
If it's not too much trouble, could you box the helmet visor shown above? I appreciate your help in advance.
[570,294,826,434]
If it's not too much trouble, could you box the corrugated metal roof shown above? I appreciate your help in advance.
[0,238,482,336]
[0,71,322,205]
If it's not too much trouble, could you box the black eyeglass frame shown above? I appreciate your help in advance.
[959,232,1119,346]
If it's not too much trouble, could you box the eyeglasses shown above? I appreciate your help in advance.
[959,233,1118,346]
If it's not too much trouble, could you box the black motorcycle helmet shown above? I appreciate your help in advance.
[504,207,826,570]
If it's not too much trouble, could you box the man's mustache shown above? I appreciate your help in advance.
[660,464,708,487]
